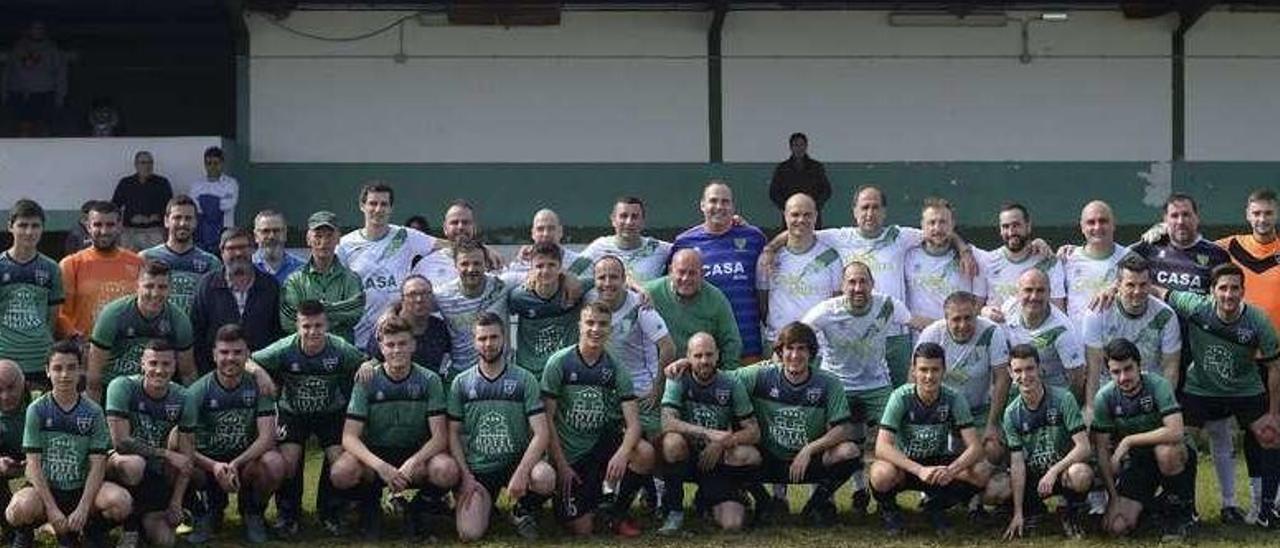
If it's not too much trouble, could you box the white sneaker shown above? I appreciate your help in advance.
[1087,490,1107,516]
[1246,507,1261,525]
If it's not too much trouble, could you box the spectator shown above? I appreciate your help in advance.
[769,132,832,227]
[2,21,66,137]
[405,215,430,234]
[112,150,173,252]
[62,199,94,256]
[190,227,281,375]
[251,209,303,284]
[190,146,238,253]
[57,200,144,340]
[87,96,120,136]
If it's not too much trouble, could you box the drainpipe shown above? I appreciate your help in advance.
[708,0,728,163]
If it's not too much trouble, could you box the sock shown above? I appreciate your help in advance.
[123,512,142,533]
[661,464,686,513]
[1208,421,1237,507]
[1263,475,1279,512]
[515,492,547,516]
[275,457,304,521]
[315,458,336,517]
[812,459,857,502]
[1252,477,1263,511]
[615,471,646,514]
[1161,462,1198,521]
[749,484,773,507]
[872,486,899,511]
[850,469,867,492]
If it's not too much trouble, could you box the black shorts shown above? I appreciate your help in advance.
[369,446,418,468]
[51,488,82,516]
[896,455,957,493]
[759,451,843,485]
[1179,392,1265,429]
[687,464,748,507]
[134,467,173,513]
[556,434,622,521]
[474,462,519,501]
[1115,444,1196,505]
[278,411,344,449]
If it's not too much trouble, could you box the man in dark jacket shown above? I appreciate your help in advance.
[769,132,832,227]
[190,227,282,374]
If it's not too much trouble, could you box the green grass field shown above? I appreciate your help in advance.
[150,448,1280,548]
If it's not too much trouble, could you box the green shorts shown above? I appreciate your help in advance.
[847,385,893,442]
[639,397,662,439]
[886,334,913,387]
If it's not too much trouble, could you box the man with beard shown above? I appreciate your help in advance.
[448,313,556,541]
[758,194,842,346]
[280,211,364,344]
[576,197,673,282]
[369,276,451,384]
[646,249,742,370]
[0,200,63,391]
[991,270,1086,400]
[980,203,1066,313]
[505,210,590,277]
[191,229,281,375]
[432,240,527,380]
[905,198,987,324]
[410,200,504,287]
[1217,189,1280,330]
[87,261,195,403]
[141,195,221,316]
[251,210,304,285]
[104,341,195,548]
[657,332,759,534]
[58,200,144,340]
[673,181,767,363]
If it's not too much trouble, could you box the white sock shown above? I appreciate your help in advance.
[1251,477,1262,511]
[1207,419,1236,507]
[850,470,867,491]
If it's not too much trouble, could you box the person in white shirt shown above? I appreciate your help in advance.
[905,198,987,324]
[505,209,587,277]
[1061,201,1131,330]
[190,146,238,251]
[979,203,1066,313]
[575,196,673,282]
[758,193,842,345]
[990,269,1085,400]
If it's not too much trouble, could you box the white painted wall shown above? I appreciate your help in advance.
[247,11,709,163]
[722,11,1175,162]
[1186,12,1280,161]
[0,137,225,210]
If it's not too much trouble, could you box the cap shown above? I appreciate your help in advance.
[307,211,338,231]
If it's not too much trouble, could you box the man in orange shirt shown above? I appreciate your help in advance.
[58,200,144,339]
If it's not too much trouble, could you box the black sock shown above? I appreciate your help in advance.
[275,456,304,521]
[315,457,336,517]
[123,512,142,533]
[812,459,857,502]
[615,471,646,513]
[516,492,547,516]
[748,483,772,507]
[872,487,899,511]
[661,463,687,512]
[1160,460,1198,519]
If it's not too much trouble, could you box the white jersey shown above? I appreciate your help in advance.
[801,293,911,392]
[504,246,585,278]
[815,225,921,303]
[904,246,987,322]
[1063,244,1131,329]
[758,241,843,344]
[916,317,1008,410]
[1082,296,1180,378]
[979,247,1066,307]
[1002,300,1085,390]
[410,246,456,289]
[337,224,438,348]
[576,235,673,281]
[434,272,523,371]
[587,289,669,394]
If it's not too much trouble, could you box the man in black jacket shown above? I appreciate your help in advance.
[769,132,832,228]
[191,227,282,374]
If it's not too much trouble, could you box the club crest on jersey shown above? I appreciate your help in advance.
[242,392,255,407]
[937,405,950,421]
[734,238,747,251]
[1139,395,1155,413]
[805,387,822,404]
[165,404,182,421]
[569,372,578,382]
[322,357,339,371]
[34,270,48,285]
[158,319,171,335]
[502,379,518,396]
[1047,407,1060,424]
[126,327,136,337]
[714,389,730,405]
[1238,328,1254,344]
[192,259,208,272]
[208,398,219,409]
[0,273,8,283]
[290,362,302,372]
[75,415,93,435]
[601,367,613,382]
[1196,254,1209,267]
[375,390,385,401]
[408,384,423,399]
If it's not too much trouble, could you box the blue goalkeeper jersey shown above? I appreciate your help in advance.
[672,224,766,357]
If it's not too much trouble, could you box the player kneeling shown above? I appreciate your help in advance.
[656,332,759,535]
[330,315,458,540]
[7,340,132,548]
[448,313,556,541]
[995,344,1092,539]
[1092,338,1195,541]
[870,342,990,535]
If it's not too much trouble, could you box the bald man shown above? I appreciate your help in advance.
[507,209,590,277]
[988,270,1086,400]
[758,194,842,345]
[672,182,766,362]
[1059,201,1132,329]
[0,360,26,493]
[410,200,504,287]
[645,249,743,370]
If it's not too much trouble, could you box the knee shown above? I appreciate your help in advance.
[828,441,860,464]
[724,445,761,467]
[259,451,287,483]
[983,472,1011,505]
[428,455,460,488]
[6,492,33,526]
[568,517,593,536]
[984,440,1006,464]
[330,456,362,489]
[1065,463,1094,493]
[111,456,146,486]
[630,441,656,474]
[1106,512,1133,536]
[967,460,992,486]
[530,462,556,494]
[718,508,745,531]
[1155,444,1186,476]
[868,461,899,492]
[99,487,133,521]
[661,434,689,464]
[456,521,486,543]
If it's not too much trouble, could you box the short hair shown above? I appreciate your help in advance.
[1164,192,1198,214]
[582,301,613,319]
[405,215,429,231]
[593,254,625,273]
[452,238,486,262]
[1248,188,1277,204]
[1210,262,1245,289]
[843,260,874,282]
[378,314,413,339]
[254,209,284,225]
[86,200,119,216]
[615,196,646,216]
[359,181,395,206]
[530,242,561,262]
[922,196,953,213]
[401,274,430,293]
[203,146,224,160]
[475,312,504,330]
[79,200,95,215]
[215,324,245,344]
[854,185,885,207]
[788,132,808,146]
[140,260,170,279]
[142,339,174,355]
[297,300,326,318]
[943,291,979,310]
[913,341,946,364]
[1008,343,1040,363]
[219,227,253,249]
[772,322,819,358]
[447,199,475,213]
[165,194,197,215]
[1104,337,1141,364]
[9,199,44,225]
[133,150,153,162]
[999,202,1030,222]
[1117,255,1150,277]
[50,339,82,364]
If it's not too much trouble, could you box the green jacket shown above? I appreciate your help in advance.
[280,258,365,343]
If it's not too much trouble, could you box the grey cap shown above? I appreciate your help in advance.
[307,210,338,230]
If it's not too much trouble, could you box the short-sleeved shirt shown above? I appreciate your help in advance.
[576,236,673,282]
[590,290,669,395]
[252,333,365,415]
[904,245,987,321]
[23,393,110,491]
[346,363,445,450]
[504,247,588,279]
[1082,296,1180,378]
[816,225,922,305]
[1166,290,1280,398]
[541,346,636,463]
[447,363,543,474]
[801,294,911,393]
[0,408,24,460]
[672,224,767,357]
[435,273,520,375]
[139,245,221,315]
[368,316,452,385]
[509,283,585,377]
[979,248,1067,307]
[90,295,194,388]
[57,247,144,337]
[759,241,843,343]
[1218,234,1280,330]
[1063,244,1131,329]
[105,375,193,450]
[735,362,850,460]
[184,372,275,459]
[1092,372,1180,440]
[661,370,753,433]
[1131,238,1229,295]
[1002,301,1085,390]
[916,317,1009,410]
[880,384,974,460]
[1002,386,1085,476]
[336,225,438,349]
[0,251,64,373]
